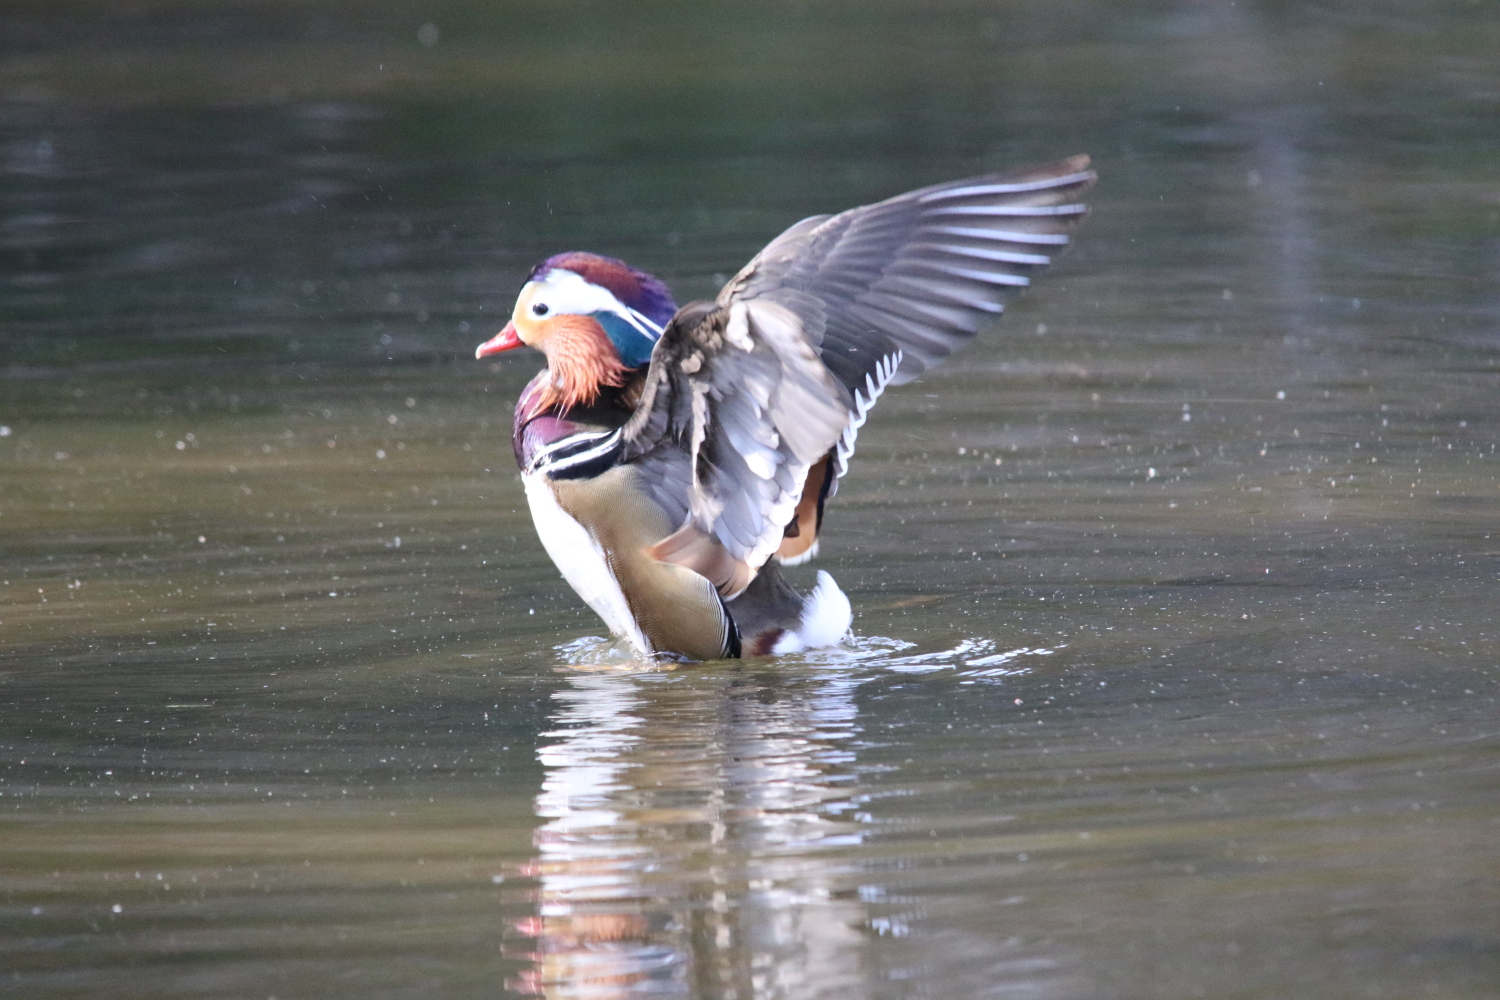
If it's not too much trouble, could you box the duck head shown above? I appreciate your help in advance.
[476,252,676,412]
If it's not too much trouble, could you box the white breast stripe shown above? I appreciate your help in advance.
[835,350,902,478]
[527,429,623,477]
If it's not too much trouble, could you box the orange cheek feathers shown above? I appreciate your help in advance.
[530,315,628,411]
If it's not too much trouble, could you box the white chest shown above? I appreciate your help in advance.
[522,472,650,656]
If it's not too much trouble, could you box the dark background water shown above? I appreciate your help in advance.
[2,2,1498,998]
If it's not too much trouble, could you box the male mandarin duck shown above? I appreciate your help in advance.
[476,156,1095,661]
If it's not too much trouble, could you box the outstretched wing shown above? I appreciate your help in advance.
[719,155,1096,444]
[622,157,1095,590]
[619,299,851,598]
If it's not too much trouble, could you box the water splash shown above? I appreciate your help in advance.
[556,633,1059,684]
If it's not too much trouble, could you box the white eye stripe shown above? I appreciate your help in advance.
[527,270,621,315]
[531,274,618,316]
[525,269,663,341]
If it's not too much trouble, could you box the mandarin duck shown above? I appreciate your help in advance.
[477,156,1095,660]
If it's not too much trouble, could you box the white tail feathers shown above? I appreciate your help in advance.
[772,570,852,654]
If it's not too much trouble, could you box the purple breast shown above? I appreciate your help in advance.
[511,369,632,472]
[512,371,596,469]
[517,413,589,470]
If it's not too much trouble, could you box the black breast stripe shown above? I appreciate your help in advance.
[528,429,625,481]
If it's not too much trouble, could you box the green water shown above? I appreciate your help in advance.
[3,2,1498,998]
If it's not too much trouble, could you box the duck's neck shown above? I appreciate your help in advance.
[512,368,646,472]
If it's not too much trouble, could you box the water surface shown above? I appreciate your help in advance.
[3,2,1498,998]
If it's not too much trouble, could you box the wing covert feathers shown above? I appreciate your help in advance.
[623,299,851,596]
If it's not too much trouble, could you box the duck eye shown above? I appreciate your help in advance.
[531,302,550,317]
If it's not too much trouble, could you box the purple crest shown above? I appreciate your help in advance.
[531,251,677,329]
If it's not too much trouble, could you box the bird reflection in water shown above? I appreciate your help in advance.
[509,662,870,998]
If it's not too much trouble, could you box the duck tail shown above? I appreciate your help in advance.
[771,570,852,654]
[727,565,852,656]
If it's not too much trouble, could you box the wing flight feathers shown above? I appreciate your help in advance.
[718,155,1095,391]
